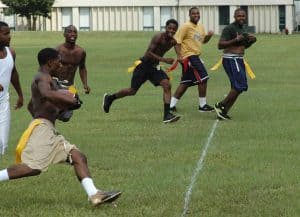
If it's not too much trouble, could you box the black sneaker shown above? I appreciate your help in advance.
[102,93,112,113]
[163,113,180,123]
[170,106,177,112]
[199,104,214,112]
[214,102,230,120]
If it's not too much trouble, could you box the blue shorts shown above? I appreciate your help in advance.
[180,55,209,86]
[222,54,248,92]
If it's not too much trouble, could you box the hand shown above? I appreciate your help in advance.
[69,94,82,110]
[14,96,23,110]
[177,56,183,64]
[207,30,214,36]
[235,33,244,42]
[0,84,3,91]
[84,85,90,94]
[163,58,175,65]
[247,34,256,42]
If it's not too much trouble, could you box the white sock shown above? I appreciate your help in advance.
[0,169,9,182]
[199,97,207,107]
[81,177,98,197]
[170,97,178,108]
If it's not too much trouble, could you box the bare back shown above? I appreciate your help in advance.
[56,43,86,84]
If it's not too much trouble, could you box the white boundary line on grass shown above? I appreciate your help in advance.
[180,119,219,217]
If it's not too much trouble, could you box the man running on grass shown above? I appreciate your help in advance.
[0,48,121,207]
[103,19,180,123]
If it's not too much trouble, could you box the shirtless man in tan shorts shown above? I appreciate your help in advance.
[0,48,121,207]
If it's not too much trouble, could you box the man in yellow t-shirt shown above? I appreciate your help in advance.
[170,7,214,112]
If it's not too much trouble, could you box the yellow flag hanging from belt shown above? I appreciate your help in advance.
[210,57,256,79]
[127,60,142,73]
[244,60,255,79]
[15,119,42,164]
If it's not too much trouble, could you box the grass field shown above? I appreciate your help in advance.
[0,31,299,217]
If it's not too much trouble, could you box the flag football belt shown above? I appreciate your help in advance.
[210,54,255,79]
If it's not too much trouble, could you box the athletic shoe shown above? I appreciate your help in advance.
[102,93,112,113]
[198,104,214,112]
[89,191,122,207]
[170,106,177,112]
[217,113,231,120]
[163,113,180,123]
[214,102,230,120]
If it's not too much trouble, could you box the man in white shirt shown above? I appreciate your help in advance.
[0,21,24,155]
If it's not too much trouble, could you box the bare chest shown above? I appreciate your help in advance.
[60,50,83,66]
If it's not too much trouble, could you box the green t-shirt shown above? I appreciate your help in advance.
[220,22,250,47]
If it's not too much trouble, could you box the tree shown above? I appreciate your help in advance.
[2,0,55,31]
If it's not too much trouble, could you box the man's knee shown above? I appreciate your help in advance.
[71,150,88,165]
[128,88,137,96]
[160,80,171,90]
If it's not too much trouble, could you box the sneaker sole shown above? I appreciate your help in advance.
[102,191,122,204]
[214,106,227,120]
[92,191,122,207]
[163,115,180,123]
[102,93,109,113]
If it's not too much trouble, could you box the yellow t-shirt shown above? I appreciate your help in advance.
[175,21,206,58]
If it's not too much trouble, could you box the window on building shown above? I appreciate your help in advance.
[79,8,90,31]
[219,6,229,25]
[160,7,172,31]
[279,5,286,31]
[143,7,154,31]
[62,8,72,30]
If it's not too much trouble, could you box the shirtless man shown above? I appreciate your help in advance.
[56,25,90,94]
[55,25,89,121]
[214,8,257,120]
[0,48,121,206]
[102,19,180,123]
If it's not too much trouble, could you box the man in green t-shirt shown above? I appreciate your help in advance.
[214,8,257,120]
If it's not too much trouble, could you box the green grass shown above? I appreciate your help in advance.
[0,32,299,217]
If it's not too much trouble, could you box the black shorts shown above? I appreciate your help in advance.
[131,61,169,90]
[180,55,209,86]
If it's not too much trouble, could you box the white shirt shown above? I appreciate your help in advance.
[0,46,14,101]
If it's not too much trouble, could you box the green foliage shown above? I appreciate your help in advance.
[2,0,54,30]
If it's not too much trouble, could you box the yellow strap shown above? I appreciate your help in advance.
[210,58,223,71]
[68,85,77,94]
[244,60,256,79]
[15,119,42,164]
[127,60,142,73]
[210,57,256,79]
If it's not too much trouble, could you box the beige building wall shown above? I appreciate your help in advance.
[0,0,296,33]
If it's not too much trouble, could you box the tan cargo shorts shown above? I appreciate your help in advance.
[21,119,78,171]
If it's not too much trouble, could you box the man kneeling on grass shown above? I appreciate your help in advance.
[0,48,121,207]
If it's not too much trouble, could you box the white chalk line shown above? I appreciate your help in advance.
[180,119,219,217]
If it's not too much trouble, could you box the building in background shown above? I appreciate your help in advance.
[0,0,297,33]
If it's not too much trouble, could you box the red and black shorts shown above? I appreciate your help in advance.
[180,55,209,86]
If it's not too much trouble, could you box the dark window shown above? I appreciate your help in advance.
[219,6,229,25]
[279,5,286,31]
